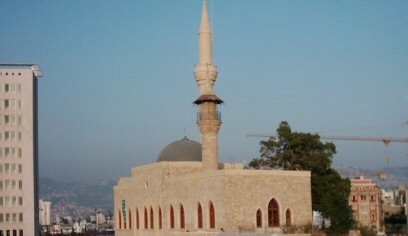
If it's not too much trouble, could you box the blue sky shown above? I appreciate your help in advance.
[1,0,407,181]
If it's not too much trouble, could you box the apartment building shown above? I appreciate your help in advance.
[349,176,382,231]
[0,64,43,236]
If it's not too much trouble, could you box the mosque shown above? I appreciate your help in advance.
[114,1,312,235]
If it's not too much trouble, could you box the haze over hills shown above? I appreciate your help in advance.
[39,177,115,219]
[39,166,408,219]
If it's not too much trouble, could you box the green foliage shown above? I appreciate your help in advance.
[358,225,377,236]
[250,121,355,234]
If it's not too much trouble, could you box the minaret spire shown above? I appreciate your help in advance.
[199,0,212,65]
[194,0,223,170]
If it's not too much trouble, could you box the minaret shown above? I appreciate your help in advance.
[194,0,223,170]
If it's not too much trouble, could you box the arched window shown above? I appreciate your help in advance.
[180,204,185,229]
[170,205,175,229]
[118,209,122,229]
[150,207,154,229]
[128,209,132,229]
[285,209,291,226]
[197,203,203,228]
[209,201,215,228]
[256,209,262,228]
[144,207,148,229]
[159,207,162,229]
[136,208,139,229]
[268,199,279,227]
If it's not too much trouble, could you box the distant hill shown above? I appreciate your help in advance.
[336,166,408,189]
[384,166,408,178]
[39,177,115,218]
[39,166,408,218]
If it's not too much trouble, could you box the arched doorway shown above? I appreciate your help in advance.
[268,199,279,227]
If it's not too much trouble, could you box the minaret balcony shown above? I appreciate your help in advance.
[197,111,221,122]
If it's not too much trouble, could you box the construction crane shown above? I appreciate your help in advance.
[247,134,408,145]
[247,133,408,179]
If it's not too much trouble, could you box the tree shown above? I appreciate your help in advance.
[250,121,355,234]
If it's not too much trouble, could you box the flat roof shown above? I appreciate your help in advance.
[0,64,43,77]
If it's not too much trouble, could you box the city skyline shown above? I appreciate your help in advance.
[1,0,407,181]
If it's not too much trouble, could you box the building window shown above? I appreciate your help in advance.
[128,209,132,229]
[170,205,175,229]
[180,204,185,229]
[118,210,122,229]
[19,230,23,236]
[268,198,279,227]
[209,201,215,228]
[198,203,203,228]
[285,209,291,226]
[136,208,139,229]
[158,207,162,229]
[150,207,154,229]
[256,209,262,227]
[144,207,148,229]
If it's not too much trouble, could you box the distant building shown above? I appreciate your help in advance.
[39,199,51,225]
[349,177,382,231]
[394,185,406,206]
[382,189,394,206]
[382,185,406,219]
[97,212,107,225]
[0,64,44,236]
[114,1,312,236]
[378,171,387,180]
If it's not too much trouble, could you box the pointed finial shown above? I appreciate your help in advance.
[199,0,212,65]
[200,0,211,33]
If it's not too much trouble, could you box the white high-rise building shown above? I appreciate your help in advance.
[0,64,43,236]
[39,199,51,226]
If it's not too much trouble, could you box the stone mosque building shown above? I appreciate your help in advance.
[114,1,312,235]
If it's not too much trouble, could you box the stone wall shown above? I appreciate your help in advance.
[114,162,312,236]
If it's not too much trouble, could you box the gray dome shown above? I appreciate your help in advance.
[157,137,202,162]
